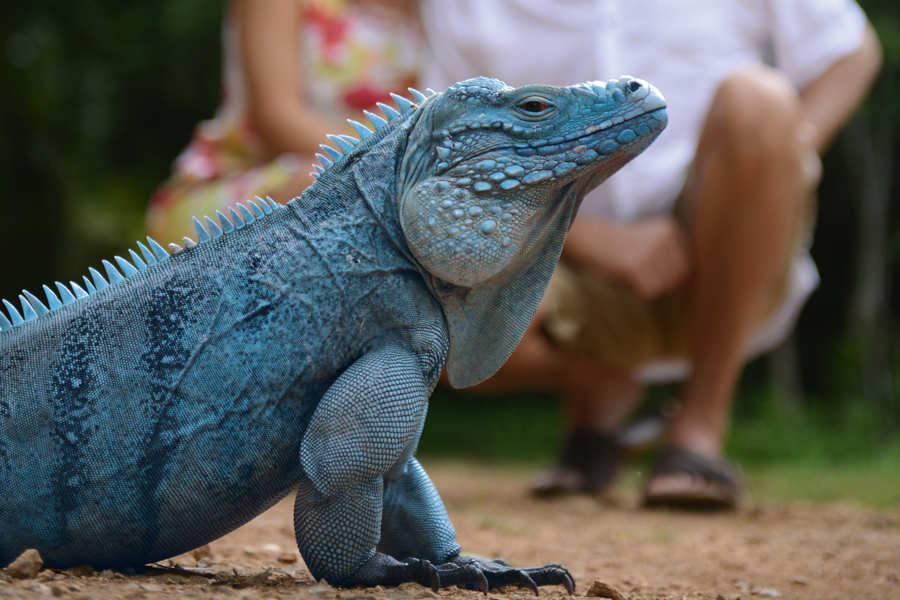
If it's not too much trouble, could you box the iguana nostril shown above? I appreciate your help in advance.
[628,80,641,92]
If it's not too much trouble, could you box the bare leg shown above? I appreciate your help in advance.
[469,310,643,435]
[647,67,811,500]
[528,371,643,496]
[462,304,644,496]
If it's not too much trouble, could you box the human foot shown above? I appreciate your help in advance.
[642,446,741,510]
[530,428,622,497]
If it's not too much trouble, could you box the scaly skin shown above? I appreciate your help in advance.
[0,77,666,591]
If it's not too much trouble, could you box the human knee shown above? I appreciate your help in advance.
[706,67,805,168]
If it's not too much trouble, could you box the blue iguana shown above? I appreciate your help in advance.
[0,77,666,591]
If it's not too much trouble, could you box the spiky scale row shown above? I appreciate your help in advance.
[128,249,147,270]
[0,195,289,333]
[18,295,39,321]
[56,282,77,304]
[137,241,157,266]
[3,235,151,330]
[390,92,416,114]
[113,256,137,277]
[22,290,49,316]
[239,203,255,224]
[193,217,212,243]
[377,102,401,121]
[204,216,223,239]
[0,85,419,333]
[320,144,342,162]
[3,299,23,326]
[229,206,245,228]
[315,153,333,169]
[327,134,354,154]
[88,267,108,291]
[313,91,421,176]
[70,281,89,299]
[407,87,428,103]
[347,119,373,140]
[364,110,388,131]
[251,199,266,217]
[217,210,234,233]
[148,237,169,261]
[43,284,63,310]
[168,200,278,256]
[101,259,124,284]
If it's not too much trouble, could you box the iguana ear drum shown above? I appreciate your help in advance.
[400,177,521,287]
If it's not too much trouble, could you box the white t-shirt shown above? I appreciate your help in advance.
[419,0,868,377]
[421,0,866,221]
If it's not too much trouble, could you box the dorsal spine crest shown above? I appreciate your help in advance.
[0,86,424,334]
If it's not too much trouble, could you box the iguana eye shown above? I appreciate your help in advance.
[514,96,556,120]
[519,100,549,113]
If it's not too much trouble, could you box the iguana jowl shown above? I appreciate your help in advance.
[0,77,666,591]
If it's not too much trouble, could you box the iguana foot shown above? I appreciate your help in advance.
[348,553,441,589]
[347,553,574,594]
[442,555,575,594]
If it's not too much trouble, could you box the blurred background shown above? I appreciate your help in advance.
[1,1,897,504]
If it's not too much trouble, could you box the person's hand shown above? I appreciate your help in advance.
[565,217,690,300]
[610,217,690,299]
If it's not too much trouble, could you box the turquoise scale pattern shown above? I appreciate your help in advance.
[295,346,440,582]
[0,197,282,333]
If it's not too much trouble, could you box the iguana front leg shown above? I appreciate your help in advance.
[294,344,454,586]
[293,345,574,592]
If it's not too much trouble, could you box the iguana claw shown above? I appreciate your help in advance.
[521,563,576,594]
[441,555,574,595]
[404,558,441,591]
[349,554,441,589]
[347,553,574,594]
[430,559,490,593]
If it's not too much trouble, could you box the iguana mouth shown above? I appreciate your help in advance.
[442,106,667,174]
[529,105,667,149]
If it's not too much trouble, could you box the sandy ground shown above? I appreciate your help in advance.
[2,461,898,600]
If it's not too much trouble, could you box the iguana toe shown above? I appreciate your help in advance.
[447,555,575,594]
[346,553,573,594]
[348,553,440,590]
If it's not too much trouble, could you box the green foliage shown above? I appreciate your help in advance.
[420,389,564,463]
[0,1,223,293]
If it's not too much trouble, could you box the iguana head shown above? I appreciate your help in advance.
[344,76,666,387]
[394,77,666,387]
[399,76,667,287]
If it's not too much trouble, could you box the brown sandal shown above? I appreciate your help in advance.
[530,428,622,497]
[642,447,742,510]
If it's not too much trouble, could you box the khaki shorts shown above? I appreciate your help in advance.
[541,190,815,371]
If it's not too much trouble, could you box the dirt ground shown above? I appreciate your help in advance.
[2,461,898,600]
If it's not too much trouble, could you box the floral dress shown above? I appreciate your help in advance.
[147,0,424,244]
